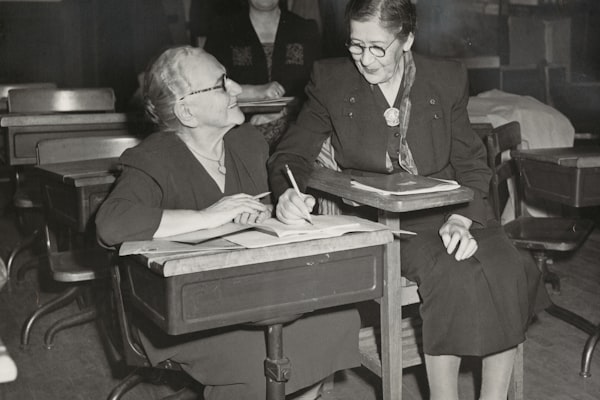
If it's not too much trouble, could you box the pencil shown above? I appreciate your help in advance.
[252,191,271,200]
[284,164,313,225]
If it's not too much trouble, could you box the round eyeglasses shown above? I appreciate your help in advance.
[346,37,398,58]
[179,73,228,101]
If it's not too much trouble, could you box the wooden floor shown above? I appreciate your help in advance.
[1,200,600,399]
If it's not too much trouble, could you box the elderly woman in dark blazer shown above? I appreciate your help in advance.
[96,46,359,400]
[268,1,546,399]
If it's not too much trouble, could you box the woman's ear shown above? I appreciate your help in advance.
[174,101,198,128]
[403,33,415,52]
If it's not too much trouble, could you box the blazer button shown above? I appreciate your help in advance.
[429,98,437,105]
[394,132,400,137]
[349,97,356,104]
[348,112,354,118]
[433,113,441,120]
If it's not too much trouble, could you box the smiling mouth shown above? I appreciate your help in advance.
[228,102,238,109]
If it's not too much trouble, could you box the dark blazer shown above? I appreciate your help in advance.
[269,53,492,226]
[205,9,321,98]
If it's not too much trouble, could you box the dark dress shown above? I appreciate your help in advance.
[205,9,321,151]
[269,55,549,357]
[204,9,320,99]
[96,125,360,400]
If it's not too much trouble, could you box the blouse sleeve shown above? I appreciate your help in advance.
[95,165,164,247]
[268,62,333,199]
[448,63,492,226]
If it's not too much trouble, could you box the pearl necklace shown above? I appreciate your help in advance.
[189,142,226,175]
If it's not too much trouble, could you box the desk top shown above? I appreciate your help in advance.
[0,337,17,383]
[513,146,600,168]
[36,157,120,187]
[0,112,137,128]
[308,167,474,213]
[136,230,392,277]
[238,96,297,114]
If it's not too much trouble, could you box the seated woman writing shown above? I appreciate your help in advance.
[95,46,359,400]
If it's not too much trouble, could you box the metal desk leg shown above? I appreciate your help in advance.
[545,303,599,378]
[265,323,291,400]
[580,324,600,378]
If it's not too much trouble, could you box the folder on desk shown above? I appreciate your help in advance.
[351,173,460,195]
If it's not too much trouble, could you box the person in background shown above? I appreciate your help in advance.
[96,46,359,400]
[204,0,321,150]
[268,1,548,399]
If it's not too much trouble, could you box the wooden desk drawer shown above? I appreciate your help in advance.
[43,180,113,232]
[519,158,600,207]
[123,245,384,335]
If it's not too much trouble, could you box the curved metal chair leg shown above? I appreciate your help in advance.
[20,286,80,348]
[7,228,40,280]
[16,259,40,282]
[44,307,97,349]
[107,369,145,400]
[580,325,600,378]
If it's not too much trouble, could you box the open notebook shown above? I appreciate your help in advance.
[351,172,460,195]
[119,215,393,255]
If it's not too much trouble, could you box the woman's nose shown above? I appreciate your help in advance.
[360,50,375,66]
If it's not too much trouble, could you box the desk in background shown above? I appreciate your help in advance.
[513,146,600,378]
[36,157,119,233]
[308,167,474,400]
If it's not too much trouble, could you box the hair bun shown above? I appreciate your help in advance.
[144,96,161,125]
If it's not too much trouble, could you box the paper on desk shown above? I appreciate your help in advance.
[225,215,390,248]
[351,173,459,196]
[160,222,253,244]
[119,237,243,256]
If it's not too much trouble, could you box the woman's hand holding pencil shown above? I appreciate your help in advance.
[275,165,316,225]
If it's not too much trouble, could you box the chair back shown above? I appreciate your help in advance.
[8,87,115,114]
[36,135,140,165]
[0,83,57,100]
[485,121,523,221]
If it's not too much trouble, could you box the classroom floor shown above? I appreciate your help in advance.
[1,190,600,399]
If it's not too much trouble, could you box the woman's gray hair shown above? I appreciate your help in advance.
[345,0,417,40]
[143,46,204,128]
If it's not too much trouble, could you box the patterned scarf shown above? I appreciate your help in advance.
[393,50,418,175]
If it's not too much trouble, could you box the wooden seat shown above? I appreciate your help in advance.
[486,121,596,380]
[7,87,115,114]
[19,135,140,349]
[0,83,57,113]
[3,87,118,282]
[485,121,594,293]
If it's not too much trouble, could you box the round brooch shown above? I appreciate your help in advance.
[383,107,400,127]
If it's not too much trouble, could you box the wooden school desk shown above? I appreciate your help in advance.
[34,158,395,399]
[512,146,600,378]
[1,113,140,167]
[35,157,120,233]
[122,230,392,400]
[308,167,474,400]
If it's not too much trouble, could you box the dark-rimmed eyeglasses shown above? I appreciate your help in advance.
[179,73,228,101]
[346,37,398,58]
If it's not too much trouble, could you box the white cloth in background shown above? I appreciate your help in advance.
[468,89,576,222]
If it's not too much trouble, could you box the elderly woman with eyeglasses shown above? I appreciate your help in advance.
[96,46,360,400]
[269,1,548,399]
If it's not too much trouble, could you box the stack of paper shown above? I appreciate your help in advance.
[351,173,460,195]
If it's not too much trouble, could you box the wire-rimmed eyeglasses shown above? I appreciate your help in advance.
[179,73,228,101]
[346,37,398,58]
